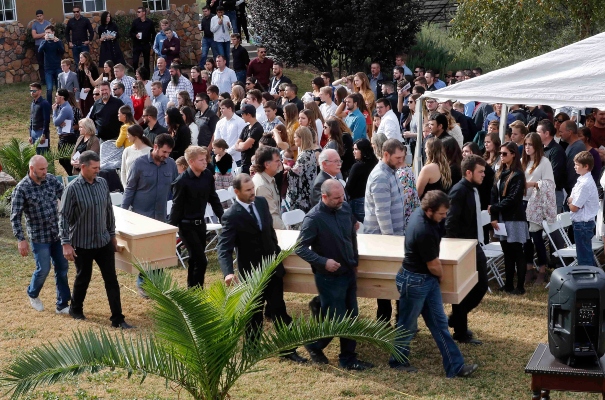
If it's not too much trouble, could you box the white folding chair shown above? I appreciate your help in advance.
[217,188,235,206]
[480,210,505,290]
[110,192,123,206]
[205,204,223,253]
[542,213,584,268]
[282,209,306,230]
[166,200,188,268]
[233,166,242,176]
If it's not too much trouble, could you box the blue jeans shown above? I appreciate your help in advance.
[44,67,62,103]
[348,197,365,223]
[28,240,71,310]
[71,45,89,68]
[235,70,247,83]
[573,220,596,266]
[215,41,230,68]
[200,37,219,68]
[555,190,564,213]
[306,272,358,365]
[226,11,238,33]
[389,269,465,377]
[31,129,49,155]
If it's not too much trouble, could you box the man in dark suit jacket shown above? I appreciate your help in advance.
[310,149,347,207]
[217,173,307,363]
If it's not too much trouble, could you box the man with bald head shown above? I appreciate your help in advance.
[297,179,373,371]
[310,149,347,207]
[560,120,586,195]
[11,155,71,314]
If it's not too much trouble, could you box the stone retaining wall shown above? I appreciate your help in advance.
[0,3,200,85]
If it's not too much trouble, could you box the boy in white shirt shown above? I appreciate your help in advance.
[568,151,600,266]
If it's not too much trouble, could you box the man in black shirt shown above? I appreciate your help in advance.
[129,6,155,71]
[199,6,218,68]
[445,155,488,345]
[65,5,94,65]
[283,84,304,111]
[235,104,263,173]
[194,92,219,145]
[389,191,478,378]
[89,81,124,141]
[538,119,567,212]
[169,146,223,288]
[142,106,168,143]
[230,33,249,83]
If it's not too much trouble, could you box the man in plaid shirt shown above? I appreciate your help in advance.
[166,63,194,105]
[10,155,71,314]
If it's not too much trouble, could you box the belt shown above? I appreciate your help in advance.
[181,219,205,225]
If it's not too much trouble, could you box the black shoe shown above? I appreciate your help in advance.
[512,288,526,295]
[456,363,478,378]
[308,296,321,318]
[391,364,418,373]
[498,286,514,293]
[112,321,135,329]
[304,346,329,364]
[340,359,374,371]
[453,334,483,345]
[281,350,308,364]
[69,308,86,320]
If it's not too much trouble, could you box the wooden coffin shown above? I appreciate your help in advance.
[276,230,478,304]
[113,206,179,274]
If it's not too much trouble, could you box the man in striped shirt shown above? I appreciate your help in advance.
[364,139,406,324]
[59,150,133,329]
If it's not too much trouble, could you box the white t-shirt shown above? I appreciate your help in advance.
[320,102,337,120]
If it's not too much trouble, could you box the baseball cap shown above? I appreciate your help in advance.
[241,104,256,117]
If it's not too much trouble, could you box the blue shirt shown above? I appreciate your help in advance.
[152,93,169,127]
[345,109,367,141]
[32,20,51,46]
[53,103,74,135]
[483,112,516,131]
[153,31,178,56]
[38,40,65,70]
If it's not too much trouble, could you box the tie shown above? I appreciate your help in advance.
[474,188,485,245]
[249,204,261,230]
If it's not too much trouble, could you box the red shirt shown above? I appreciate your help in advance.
[246,57,274,88]
[590,125,605,148]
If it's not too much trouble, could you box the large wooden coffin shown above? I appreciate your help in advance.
[113,206,179,273]
[276,230,478,304]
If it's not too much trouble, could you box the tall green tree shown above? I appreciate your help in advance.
[1,248,406,400]
[248,0,422,74]
[451,0,605,64]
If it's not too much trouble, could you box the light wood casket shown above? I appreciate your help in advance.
[113,206,178,273]
[276,230,477,304]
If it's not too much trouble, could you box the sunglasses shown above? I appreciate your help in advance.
[500,151,510,156]
[29,89,39,93]
[555,119,565,123]
[93,93,100,96]
[414,70,421,72]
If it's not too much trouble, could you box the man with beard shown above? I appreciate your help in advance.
[166,63,194,105]
[89,81,124,141]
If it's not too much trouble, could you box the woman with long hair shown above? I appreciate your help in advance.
[131,80,151,124]
[245,76,265,92]
[302,77,324,104]
[442,136,463,188]
[522,132,556,285]
[77,51,98,116]
[204,58,216,83]
[165,107,191,160]
[136,66,152,97]
[463,141,494,210]
[177,91,194,110]
[91,60,114,87]
[272,124,290,151]
[230,85,245,112]
[490,141,529,294]
[190,66,207,97]
[120,124,153,187]
[305,101,325,145]
[353,72,376,114]
[298,109,321,162]
[116,105,136,148]
[345,138,378,222]
[437,106,464,148]
[327,117,355,178]
[416,137,452,199]
[97,11,125,67]
[284,127,318,212]
[579,127,603,185]
[71,118,100,175]
[323,118,344,156]
[483,131,501,172]
[284,103,300,157]
[181,106,199,145]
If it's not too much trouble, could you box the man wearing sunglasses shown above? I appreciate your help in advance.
[247,46,273,88]
[65,5,94,65]
[29,83,51,154]
[129,7,155,71]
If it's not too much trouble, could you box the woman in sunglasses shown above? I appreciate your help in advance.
[489,141,529,295]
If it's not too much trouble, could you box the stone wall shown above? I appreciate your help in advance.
[0,3,200,85]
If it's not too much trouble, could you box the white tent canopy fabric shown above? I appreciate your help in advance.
[421,32,605,109]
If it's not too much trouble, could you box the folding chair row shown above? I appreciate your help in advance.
[542,212,601,268]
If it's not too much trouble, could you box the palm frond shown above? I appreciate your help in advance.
[0,138,36,181]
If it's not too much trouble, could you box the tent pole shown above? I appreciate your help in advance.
[499,104,509,144]
[413,97,425,178]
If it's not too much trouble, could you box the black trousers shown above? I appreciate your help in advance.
[132,43,151,71]
[58,134,78,175]
[376,299,399,324]
[237,11,250,41]
[178,223,208,288]
[71,241,125,325]
[35,47,45,85]
[500,240,526,291]
[248,269,292,340]
[449,245,488,336]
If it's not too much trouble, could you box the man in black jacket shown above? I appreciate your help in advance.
[310,149,345,207]
[445,155,488,345]
[65,5,94,65]
[297,179,373,371]
[538,119,567,212]
[129,7,156,71]
[89,82,124,141]
[217,173,307,363]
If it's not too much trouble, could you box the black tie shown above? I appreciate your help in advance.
[249,204,260,229]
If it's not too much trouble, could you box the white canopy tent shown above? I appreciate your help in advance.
[413,31,605,175]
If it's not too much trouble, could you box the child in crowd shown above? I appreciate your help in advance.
[213,139,233,190]
[422,121,431,138]
[282,148,295,168]
[175,156,188,174]
[568,151,600,266]
[373,114,381,136]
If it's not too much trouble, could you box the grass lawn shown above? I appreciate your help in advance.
[0,80,601,399]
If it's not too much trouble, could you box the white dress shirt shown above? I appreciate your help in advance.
[570,173,599,222]
[214,114,247,162]
[376,109,402,142]
[211,67,237,95]
[319,102,337,120]
[210,15,231,42]
[255,104,267,125]
[236,197,262,230]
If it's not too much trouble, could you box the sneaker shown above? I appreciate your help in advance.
[304,346,329,364]
[56,306,70,315]
[340,359,374,371]
[456,363,478,378]
[29,296,44,312]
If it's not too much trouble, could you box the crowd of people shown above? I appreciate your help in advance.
[13,2,605,379]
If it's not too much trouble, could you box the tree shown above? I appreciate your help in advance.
[1,248,406,400]
[451,0,605,64]
[248,0,422,75]
[0,138,73,181]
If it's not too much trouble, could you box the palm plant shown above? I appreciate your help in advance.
[0,137,73,181]
[1,247,406,400]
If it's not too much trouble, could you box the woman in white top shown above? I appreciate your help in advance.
[304,101,325,145]
[181,106,199,146]
[522,132,554,285]
[437,106,463,148]
[120,124,153,187]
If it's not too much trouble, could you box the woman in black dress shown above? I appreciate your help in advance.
[345,138,378,222]
[97,11,125,68]
[165,107,191,160]
[442,136,463,191]
[77,51,98,117]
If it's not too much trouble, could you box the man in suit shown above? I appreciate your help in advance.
[310,149,346,207]
[57,59,79,101]
[251,147,285,229]
[217,173,307,364]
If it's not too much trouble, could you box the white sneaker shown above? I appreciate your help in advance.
[56,306,70,315]
[29,296,44,312]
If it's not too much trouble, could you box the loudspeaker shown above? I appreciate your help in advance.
[548,266,605,366]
